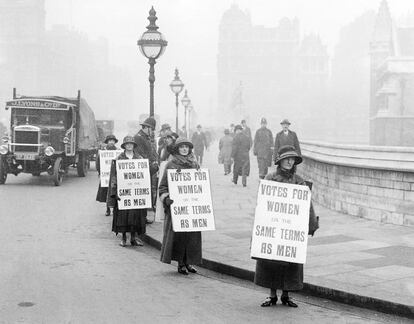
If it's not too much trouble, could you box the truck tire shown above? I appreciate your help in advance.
[77,152,88,177]
[53,157,64,186]
[0,157,7,184]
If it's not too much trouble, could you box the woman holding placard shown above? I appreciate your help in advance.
[108,136,147,247]
[159,137,202,275]
[96,134,119,216]
[255,145,318,308]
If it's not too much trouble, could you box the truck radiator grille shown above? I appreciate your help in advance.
[14,131,39,152]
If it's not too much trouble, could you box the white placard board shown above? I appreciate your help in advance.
[99,149,123,187]
[116,159,152,210]
[250,180,311,264]
[167,168,215,232]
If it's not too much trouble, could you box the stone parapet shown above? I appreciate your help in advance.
[297,141,414,226]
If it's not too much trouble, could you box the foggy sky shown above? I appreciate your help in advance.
[44,0,413,127]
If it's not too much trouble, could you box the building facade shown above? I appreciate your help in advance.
[217,4,329,139]
[370,0,414,146]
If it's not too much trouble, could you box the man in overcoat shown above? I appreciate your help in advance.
[231,125,250,187]
[253,117,273,179]
[191,124,208,165]
[218,129,233,175]
[273,119,301,163]
[241,119,252,149]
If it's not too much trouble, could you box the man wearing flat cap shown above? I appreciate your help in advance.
[273,119,301,164]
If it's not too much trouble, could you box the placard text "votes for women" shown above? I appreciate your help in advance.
[251,180,311,264]
[167,169,215,232]
[99,150,123,187]
[116,159,151,210]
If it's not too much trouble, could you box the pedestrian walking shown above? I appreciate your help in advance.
[159,137,202,275]
[273,119,301,163]
[108,136,148,247]
[255,145,318,308]
[241,119,252,148]
[231,125,250,187]
[191,125,208,165]
[253,118,273,179]
[96,134,119,216]
[134,117,159,222]
[218,129,233,175]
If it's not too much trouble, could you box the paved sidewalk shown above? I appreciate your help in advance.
[146,142,414,316]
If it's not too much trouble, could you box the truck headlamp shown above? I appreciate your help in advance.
[0,144,8,155]
[44,146,55,157]
[63,137,70,144]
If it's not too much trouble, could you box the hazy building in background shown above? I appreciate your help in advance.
[329,10,376,144]
[370,0,414,146]
[0,0,134,125]
[217,4,328,140]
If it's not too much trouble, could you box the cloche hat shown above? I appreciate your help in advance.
[275,145,302,165]
[104,134,118,144]
[174,137,193,152]
[121,135,137,149]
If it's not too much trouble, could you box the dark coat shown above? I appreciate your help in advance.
[218,134,233,164]
[242,126,252,148]
[158,154,202,265]
[232,132,251,176]
[133,129,159,175]
[254,167,318,291]
[274,130,301,162]
[96,145,118,203]
[191,132,207,154]
[253,127,273,162]
[108,151,147,235]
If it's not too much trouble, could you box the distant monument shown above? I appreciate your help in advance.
[370,0,414,146]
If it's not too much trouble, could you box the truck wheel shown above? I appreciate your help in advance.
[77,152,88,177]
[53,157,64,186]
[0,157,7,184]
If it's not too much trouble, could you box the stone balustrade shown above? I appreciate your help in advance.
[297,141,414,226]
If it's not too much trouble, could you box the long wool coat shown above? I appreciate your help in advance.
[96,145,118,203]
[107,151,147,235]
[218,134,233,164]
[232,132,251,176]
[254,167,318,291]
[158,154,202,265]
[253,127,273,161]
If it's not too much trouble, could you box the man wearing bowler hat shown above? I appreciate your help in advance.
[273,119,301,164]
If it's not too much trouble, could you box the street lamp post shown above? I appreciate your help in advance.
[169,68,184,133]
[181,89,191,137]
[137,6,168,118]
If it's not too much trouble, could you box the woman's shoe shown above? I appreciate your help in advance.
[130,239,138,246]
[105,208,110,216]
[119,240,126,247]
[185,265,197,273]
[281,296,298,308]
[260,296,277,307]
[177,265,188,275]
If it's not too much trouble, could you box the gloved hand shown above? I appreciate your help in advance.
[164,197,174,207]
